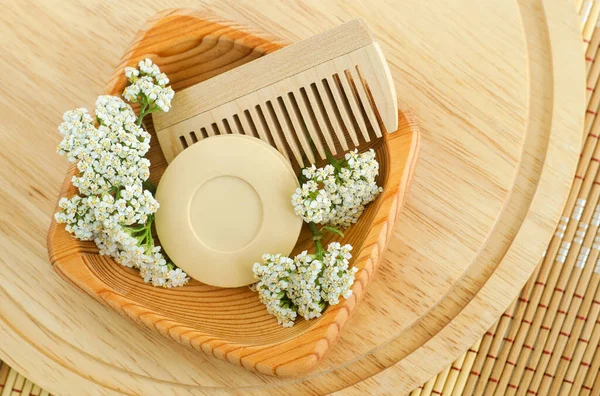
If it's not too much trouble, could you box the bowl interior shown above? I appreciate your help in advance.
[51,12,395,348]
[82,136,389,345]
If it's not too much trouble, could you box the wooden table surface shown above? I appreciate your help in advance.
[0,1,584,395]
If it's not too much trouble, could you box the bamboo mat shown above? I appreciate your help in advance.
[411,2,600,395]
[0,3,595,396]
[0,362,49,396]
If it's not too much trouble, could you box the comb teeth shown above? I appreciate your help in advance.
[153,21,398,166]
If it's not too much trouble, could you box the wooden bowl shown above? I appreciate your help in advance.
[47,9,420,377]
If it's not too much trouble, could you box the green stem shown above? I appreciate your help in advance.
[134,231,147,245]
[309,222,325,260]
[136,102,149,126]
[136,103,160,126]
[145,216,155,252]
[146,226,153,250]
[127,224,146,233]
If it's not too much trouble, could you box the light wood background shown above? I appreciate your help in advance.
[0,0,584,395]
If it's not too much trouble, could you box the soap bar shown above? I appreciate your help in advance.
[155,135,302,288]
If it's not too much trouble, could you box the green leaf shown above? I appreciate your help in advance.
[297,171,308,185]
[143,180,157,195]
[325,150,337,166]
[322,226,344,237]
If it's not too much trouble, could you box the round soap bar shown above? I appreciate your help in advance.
[155,134,302,288]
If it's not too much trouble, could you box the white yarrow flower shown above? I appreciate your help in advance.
[123,58,175,112]
[319,243,357,305]
[252,243,356,327]
[253,254,298,327]
[292,149,382,228]
[55,60,187,287]
[288,251,325,320]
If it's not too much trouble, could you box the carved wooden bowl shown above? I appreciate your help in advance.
[47,9,420,377]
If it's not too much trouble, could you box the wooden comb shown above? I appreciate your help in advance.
[152,19,398,166]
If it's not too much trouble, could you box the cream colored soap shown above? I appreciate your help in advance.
[155,135,302,288]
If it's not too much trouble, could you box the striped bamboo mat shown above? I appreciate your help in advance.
[0,362,49,396]
[0,3,597,396]
[411,1,600,395]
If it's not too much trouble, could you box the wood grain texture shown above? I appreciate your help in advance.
[47,10,420,377]
[152,19,398,166]
[0,0,584,395]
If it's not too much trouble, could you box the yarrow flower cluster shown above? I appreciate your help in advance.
[292,149,383,228]
[253,243,356,327]
[123,58,175,113]
[254,148,382,327]
[252,254,298,327]
[55,59,188,288]
[57,97,151,196]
